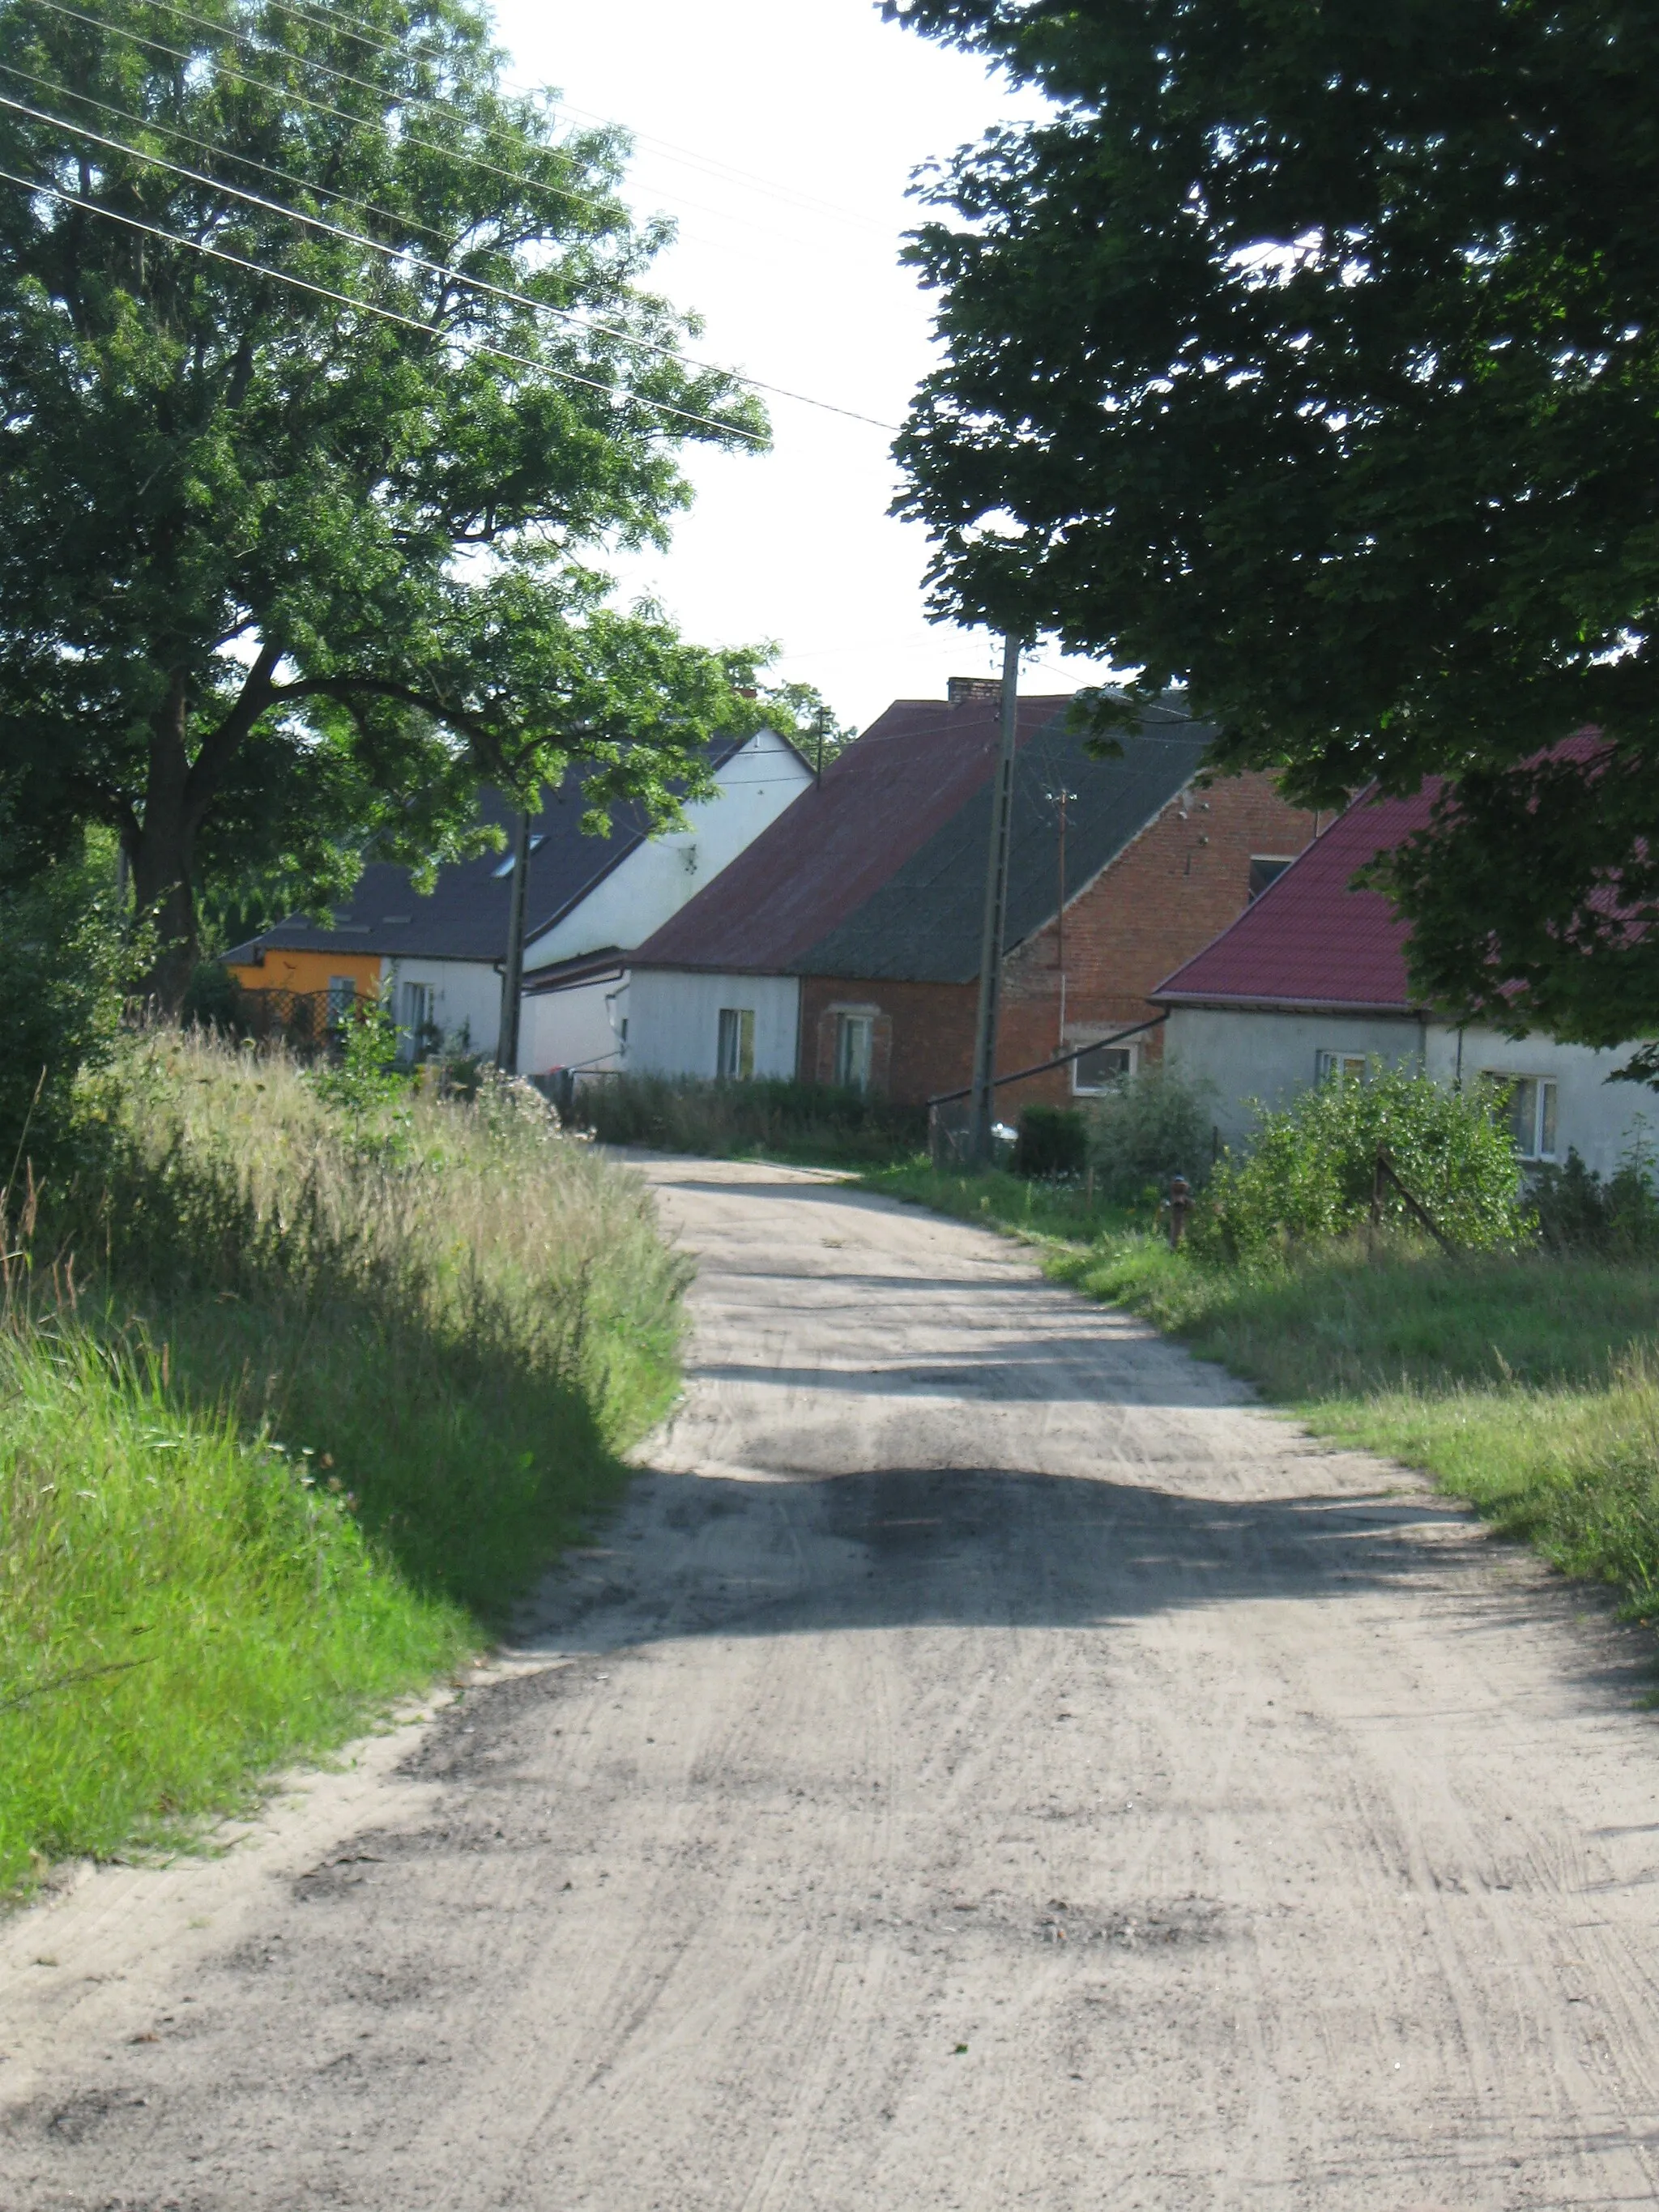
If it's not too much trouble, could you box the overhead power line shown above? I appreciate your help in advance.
[0,90,899,429]
[0,160,769,439]
[46,0,838,247]
[0,55,457,249]
[243,0,894,237]
[28,0,622,224]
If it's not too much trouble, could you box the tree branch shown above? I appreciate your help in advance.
[181,640,283,833]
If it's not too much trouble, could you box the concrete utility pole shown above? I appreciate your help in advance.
[497,808,531,1072]
[968,633,1022,1164]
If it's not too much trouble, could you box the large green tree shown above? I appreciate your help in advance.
[0,0,769,1003]
[886,0,1659,1061]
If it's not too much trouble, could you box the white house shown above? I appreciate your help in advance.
[517,727,811,1076]
[224,728,812,1067]
[1154,785,1657,1178]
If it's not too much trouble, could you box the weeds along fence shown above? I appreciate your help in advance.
[577,1072,928,1164]
[0,1028,690,1888]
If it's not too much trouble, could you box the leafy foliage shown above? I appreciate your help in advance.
[1193,1066,1527,1262]
[579,1074,926,1165]
[1085,1062,1213,1204]
[1531,1136,1659,1257]
[1012,1102,1085,1178]
[0,840,129,1186]
[885,0,1659,1051]
[0,0,770,1001]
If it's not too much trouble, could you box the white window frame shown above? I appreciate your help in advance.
[396,978,431,1059]
[716,1006,755,1081]
[1316,1049,1369,1086]
[1249,855,1295,901]
[1071,1038,1139,1095]
[1480,1072,1559,1162]
[326,974,357,1027]
[834,1012,874,1092]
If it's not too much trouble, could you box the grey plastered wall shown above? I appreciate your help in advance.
[1163,1006,1424,1149]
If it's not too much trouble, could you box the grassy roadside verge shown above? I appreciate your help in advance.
[866,1161,1659,1620]
[1,1032,687,1892]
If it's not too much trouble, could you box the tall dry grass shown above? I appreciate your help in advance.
[0,1029,689,1889]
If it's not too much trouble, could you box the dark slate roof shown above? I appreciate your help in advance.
[222,752,743,967]
[1152,785,1437,1012]
[631,693,1213,983]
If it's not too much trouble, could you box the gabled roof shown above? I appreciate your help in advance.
[631,693,1216,983]
[1153,784,1439,1013]
[222,743,753,967]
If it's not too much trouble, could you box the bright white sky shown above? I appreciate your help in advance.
[490,0,1115,734]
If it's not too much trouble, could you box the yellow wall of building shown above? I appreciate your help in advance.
[225,948,386,999]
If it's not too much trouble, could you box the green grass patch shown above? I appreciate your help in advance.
[872,1163,1659,1622]
[0,1032,688,1891]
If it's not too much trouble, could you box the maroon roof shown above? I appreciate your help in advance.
[1154,784,1443,1012]
[630,694,1075,975]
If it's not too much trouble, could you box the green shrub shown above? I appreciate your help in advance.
[179,959,245,1034]
[580,1073,926,1164]
[0,849,128,1188]
[1194,1063,1528,1260]
[1532,1134,1659,1256]
[1085,1061,1214,1202]
[1013,1104,1088,1178]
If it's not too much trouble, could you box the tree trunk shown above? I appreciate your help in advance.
[132,675,198,1015]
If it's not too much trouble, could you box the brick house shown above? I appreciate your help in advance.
[593,681,1318,1108]
[1154,763,1658,1174]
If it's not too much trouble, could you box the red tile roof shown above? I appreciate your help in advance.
[631,694,1075,975]
[1154,784,1443,1012]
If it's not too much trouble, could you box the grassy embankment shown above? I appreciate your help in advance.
[0,1032,687,1892]
[868,1161,1659,1617]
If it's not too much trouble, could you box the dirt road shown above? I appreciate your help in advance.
[5,1157,1659,2210]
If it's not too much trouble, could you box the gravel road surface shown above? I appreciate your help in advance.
[4,1155,1659,2210]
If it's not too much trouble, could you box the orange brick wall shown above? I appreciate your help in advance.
[797,773,1318,1109]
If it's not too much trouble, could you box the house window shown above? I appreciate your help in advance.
[834,1012,874,1092]
[717,1006,755,1080]
[1482,1072,1559,1161]
[492,833,547,877]
[1316,1050,1367,1085]
[1072,1041,1137,1094]
[1249,856,1294,901]
[326,974,357,1027]
[397,979,431,1055]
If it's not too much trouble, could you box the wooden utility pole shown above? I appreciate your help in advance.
[1047,780,1075,1050]
[968,634,1022,1163]
[497,808,531,1072]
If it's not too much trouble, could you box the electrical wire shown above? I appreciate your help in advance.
[45,0,851,246]
[0,160,770,438]
[27,0,627,226]
[0,90,901,428]
[248,0,895,237]
[0,54,460,248]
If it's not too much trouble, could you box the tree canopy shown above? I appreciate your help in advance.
[0,0,771,1002]
[885,0,1659,1059]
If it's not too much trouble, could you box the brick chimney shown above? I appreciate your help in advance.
[947,676,1004,705]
